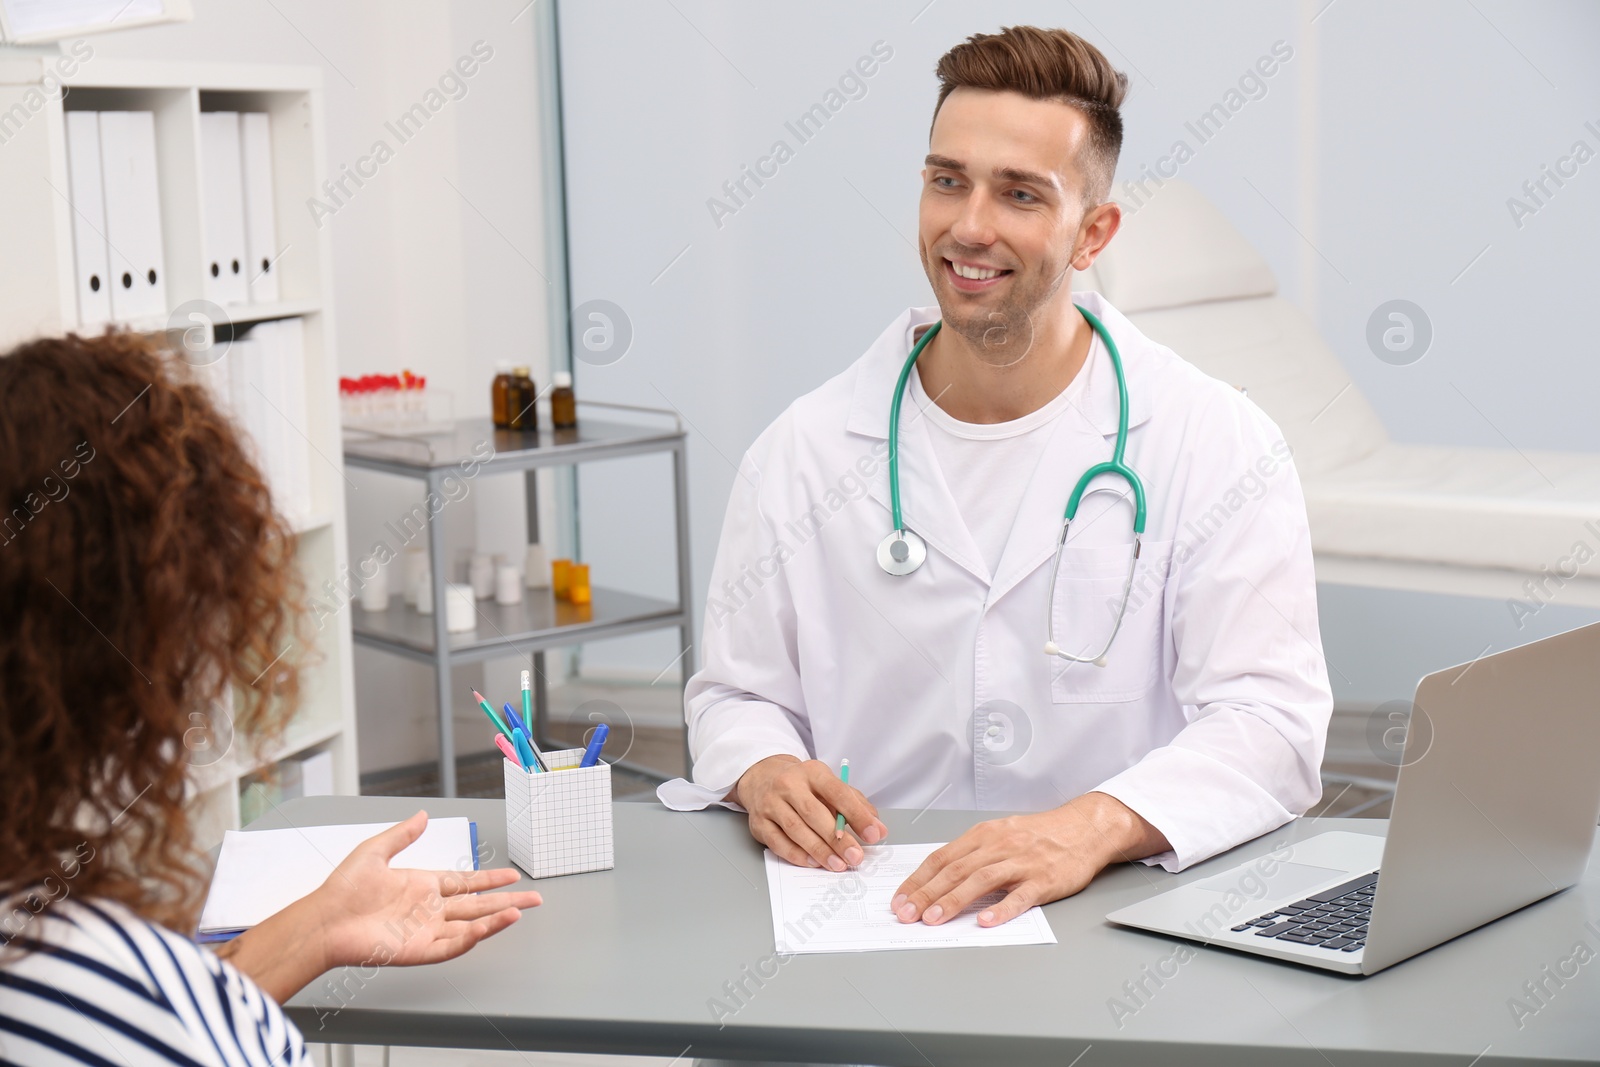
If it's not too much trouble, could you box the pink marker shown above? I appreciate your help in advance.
[494,732,525,769]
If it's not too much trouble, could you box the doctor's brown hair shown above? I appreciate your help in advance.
[0,330,306,941]
[933,26,1129,202]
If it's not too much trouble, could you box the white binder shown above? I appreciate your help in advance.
[239,112,280,303]
[264,318,312,521]
[232,320,312,522]
[192,343,232,416]
[259,324,289,515]
[227,334,265,481]
[297,750,335,797]
[63,110,111,331]
[278,319,312,520]
[98,111,167,322]
[200,111,249,305]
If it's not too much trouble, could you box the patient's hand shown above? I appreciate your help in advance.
[217,810,542,1002]
[890,791,1170,927]
[309,810,542,968]
[731,755,888,872]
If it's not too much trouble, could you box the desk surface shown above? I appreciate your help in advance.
[268,797,1600,1066]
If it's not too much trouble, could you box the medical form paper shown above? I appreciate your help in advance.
[199,817,478,935]
[764,841,1057,954]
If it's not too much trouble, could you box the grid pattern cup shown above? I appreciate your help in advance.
[503,747,614,878]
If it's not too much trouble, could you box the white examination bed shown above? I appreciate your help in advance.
[1082,181,1600,610]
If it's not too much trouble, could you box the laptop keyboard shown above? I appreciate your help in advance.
[1229,870,1379,953]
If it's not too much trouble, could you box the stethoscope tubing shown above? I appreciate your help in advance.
[883,303,1148,664]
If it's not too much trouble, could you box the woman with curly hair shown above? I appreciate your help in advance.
[0,331,541,1065]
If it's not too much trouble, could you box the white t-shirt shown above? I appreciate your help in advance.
[907,334,1096,580]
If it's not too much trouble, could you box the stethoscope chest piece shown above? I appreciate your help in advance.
[877,528,927,576]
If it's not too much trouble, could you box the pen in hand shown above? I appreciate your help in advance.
[836,758,849,841]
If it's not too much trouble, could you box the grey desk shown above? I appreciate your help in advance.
[266,797,1600,1065]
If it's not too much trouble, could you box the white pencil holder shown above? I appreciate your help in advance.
[503,747,614,879]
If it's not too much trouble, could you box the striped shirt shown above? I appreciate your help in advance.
[0,897,309,1067]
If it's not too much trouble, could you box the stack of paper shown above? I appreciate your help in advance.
[198,817,478,939]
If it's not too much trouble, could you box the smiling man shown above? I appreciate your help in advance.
[660,26,1331,937]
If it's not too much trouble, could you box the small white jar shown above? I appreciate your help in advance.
[445,582,476,632]
[495,564,524,605]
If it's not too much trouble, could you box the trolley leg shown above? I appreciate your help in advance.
[526,469,555,753]
[533,650,551,750]
[427,470,456,798]
[672,441,695,779]
[524,468,541,543]
[678,623,696,778]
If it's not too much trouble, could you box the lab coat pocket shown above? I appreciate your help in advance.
[1048,539,1172,703]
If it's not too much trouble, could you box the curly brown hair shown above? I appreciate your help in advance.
[0,330,306,937]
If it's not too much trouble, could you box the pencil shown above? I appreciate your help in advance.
[471,688,512,741]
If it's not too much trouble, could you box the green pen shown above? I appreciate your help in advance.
[471,687,513,741]
[835,758,849,840]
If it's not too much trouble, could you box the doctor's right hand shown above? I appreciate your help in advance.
[730,755,888,872]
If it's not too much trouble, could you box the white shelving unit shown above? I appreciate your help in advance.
[0,56,357,848]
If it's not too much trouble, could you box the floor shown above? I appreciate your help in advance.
[1315,704,1403,820]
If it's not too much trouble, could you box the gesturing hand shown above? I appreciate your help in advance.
[891,792,1168,927]
[731,755,888,871]
[310,810,543,968]
[220,810,543,1002]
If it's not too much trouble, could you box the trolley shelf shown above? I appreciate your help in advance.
[351,587,684,665]
[342,415,684,476]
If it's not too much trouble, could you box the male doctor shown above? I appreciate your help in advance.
[659,25,1331,931]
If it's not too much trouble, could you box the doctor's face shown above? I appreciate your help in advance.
[919,88,1100,360]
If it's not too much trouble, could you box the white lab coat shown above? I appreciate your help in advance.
[658,291,1332,871]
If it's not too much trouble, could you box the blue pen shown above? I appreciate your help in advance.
[506,702,549,771]
[503,701,527,738]
[512,727,540,773]
[579,722,610,768]
[505,702,550,770]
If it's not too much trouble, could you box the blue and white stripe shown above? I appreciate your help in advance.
[0,897,308,1067]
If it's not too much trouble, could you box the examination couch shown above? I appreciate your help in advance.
[1082,180,1600,610]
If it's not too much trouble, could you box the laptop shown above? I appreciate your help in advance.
[1106,620,1600,975]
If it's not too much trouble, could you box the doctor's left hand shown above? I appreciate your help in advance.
[890,791,1169,927]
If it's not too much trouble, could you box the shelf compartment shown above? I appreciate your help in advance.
[188,717,345,795]
[351,586,686,665]
[221,297,321,327]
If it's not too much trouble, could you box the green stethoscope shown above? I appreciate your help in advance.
[878,304,1147,666]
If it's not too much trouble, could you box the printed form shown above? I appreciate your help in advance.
[765,841,1057,954]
